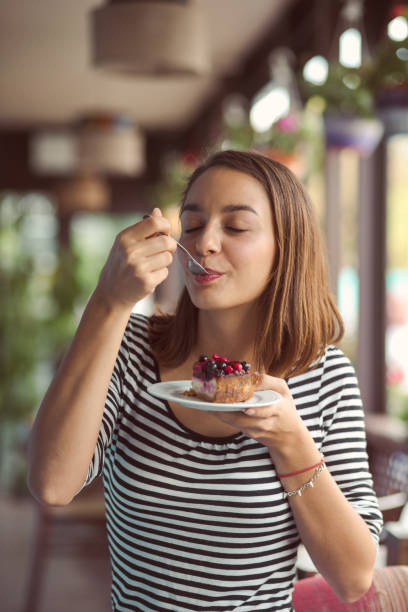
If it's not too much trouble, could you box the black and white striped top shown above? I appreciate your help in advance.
[84,314,383,612]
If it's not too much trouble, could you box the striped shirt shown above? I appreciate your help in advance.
[83,313,383,612]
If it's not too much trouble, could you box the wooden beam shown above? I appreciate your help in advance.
[357,139,387,413]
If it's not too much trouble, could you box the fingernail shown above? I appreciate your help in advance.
[244,408,255,415]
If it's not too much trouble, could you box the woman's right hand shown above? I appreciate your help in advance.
[95,207,177,311]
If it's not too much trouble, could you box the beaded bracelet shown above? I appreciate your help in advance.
[282,462,326,499]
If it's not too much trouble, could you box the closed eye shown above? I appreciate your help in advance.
[183,226,203,234]
[226,227,247,233]
[184,226,248,234]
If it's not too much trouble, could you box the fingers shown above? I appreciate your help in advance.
[120,209,171,242]
[139,233,177,256]
[137,250,174,274]
[241,404,280,418]
[256,374,291,398]
[117,229,177,260]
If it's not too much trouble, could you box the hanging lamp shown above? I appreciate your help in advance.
[90,0,210,76]
[77,113,145,176]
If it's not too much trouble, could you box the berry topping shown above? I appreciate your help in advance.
[204,361,219,379]
[193,353,251,379]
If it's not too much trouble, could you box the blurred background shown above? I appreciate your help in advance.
[0,1,407,610]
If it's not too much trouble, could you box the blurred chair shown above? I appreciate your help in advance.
[22,478,108,612]
[365,415,408,501]
[292,565,408,611]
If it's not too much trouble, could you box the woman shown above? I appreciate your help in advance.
[28,150,383,611]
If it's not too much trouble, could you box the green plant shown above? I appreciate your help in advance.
[370,40,408,93]
[302,19,408,117]
[0,198,44,422]
[0,195,86,423]
[223,111,312,154]
[302,63,375,118]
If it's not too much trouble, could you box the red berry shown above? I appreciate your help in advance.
[233,362,243,371]
[212,353,221,361]
[224,365,233,374]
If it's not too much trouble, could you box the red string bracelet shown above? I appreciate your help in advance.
[277,456,325,479]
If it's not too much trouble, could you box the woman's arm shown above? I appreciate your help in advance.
[270,407,377,603]
[27,210,176,506]
[214,373,380,603]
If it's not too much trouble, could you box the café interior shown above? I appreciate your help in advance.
[0,0,408,610]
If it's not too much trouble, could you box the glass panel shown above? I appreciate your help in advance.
[385,134,408,420]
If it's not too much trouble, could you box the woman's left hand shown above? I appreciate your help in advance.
[211,374,313,461]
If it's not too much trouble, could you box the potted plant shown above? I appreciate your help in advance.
[221,105,318,178]
[368,10,408,134]
[301,61,384,156]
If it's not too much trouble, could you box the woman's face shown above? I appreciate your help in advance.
[179,166,276,312]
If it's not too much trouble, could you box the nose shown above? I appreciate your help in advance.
[194,224,221,257]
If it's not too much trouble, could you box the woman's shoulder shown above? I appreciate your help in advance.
[318,345,356,376]
[311,345,360,397]
[288,345,356,387]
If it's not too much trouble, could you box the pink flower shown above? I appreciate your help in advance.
[391,4,408,18]
[180,150,201,167]
[387,367,404,385]
[275,113,299,133]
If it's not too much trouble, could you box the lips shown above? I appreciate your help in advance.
[192,266,224,284]
[202,267,222,275]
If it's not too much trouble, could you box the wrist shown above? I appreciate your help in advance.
[91,286,134,318]
[268,424,321,476]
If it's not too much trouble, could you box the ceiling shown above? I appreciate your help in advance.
[0,0,294,131]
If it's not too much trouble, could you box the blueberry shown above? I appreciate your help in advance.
[205,361,218,378]
[242,361,250,371]
[199,355,208,362]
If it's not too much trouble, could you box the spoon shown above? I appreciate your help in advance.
[179,243,209,275]
[144,214,208,275]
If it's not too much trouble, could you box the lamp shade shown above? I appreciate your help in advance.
[77,114,145,176]
[56,173,110,213]
[90,0,210,76]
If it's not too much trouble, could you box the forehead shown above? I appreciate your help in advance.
[184,166,271,213]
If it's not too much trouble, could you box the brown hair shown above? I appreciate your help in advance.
[149,149,343,378]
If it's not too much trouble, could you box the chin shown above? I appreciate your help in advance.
[187,289,251,312]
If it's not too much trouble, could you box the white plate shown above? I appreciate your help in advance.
[147,380,282,412]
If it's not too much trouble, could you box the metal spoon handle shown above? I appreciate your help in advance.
[143,214,207,275]
[175,241,208,274]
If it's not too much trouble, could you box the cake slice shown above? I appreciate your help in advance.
[188,353,260,403]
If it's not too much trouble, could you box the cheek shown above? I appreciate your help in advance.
[232,240,275,275]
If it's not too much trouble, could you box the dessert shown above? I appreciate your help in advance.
[188,353,260,403]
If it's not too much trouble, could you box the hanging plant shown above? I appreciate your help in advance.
[301,60,385,156]
[300,5,408,148]
[220,103,319,179]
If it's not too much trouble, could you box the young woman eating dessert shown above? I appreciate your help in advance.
[28,149,383,611]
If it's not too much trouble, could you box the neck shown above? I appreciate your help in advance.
[194,304,258,363]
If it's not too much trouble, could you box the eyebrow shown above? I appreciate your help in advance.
[181,203,259,215]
